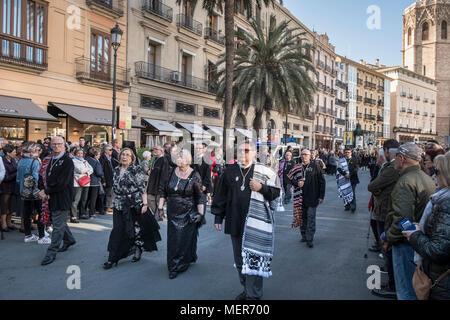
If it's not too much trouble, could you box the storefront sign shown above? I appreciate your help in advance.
[119,104,132,130]
[0,107,18,114]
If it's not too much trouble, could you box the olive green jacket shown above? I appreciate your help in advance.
[367,161,399,222]
[385,165,436,245]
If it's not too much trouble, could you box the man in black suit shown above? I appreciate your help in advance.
[99,144,119,213]
[192,143,211,210]
[344,148,360,212]
[111,139,121,163]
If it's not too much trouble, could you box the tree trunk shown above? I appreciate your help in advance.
[253,111,263,139]
[223,0,235,163]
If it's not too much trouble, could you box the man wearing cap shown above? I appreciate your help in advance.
[368,139,400,298]
[383,142,435,300]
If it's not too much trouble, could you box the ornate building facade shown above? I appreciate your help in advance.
[403,0,450,144]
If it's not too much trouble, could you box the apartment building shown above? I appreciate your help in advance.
[0,0,129,144]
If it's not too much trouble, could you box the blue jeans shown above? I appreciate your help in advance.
[392,243,417,300]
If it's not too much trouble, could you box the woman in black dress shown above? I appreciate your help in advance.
[158,149,206,279]
[103,148,161,269]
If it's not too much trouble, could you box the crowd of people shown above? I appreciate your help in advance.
[1,135,449,300]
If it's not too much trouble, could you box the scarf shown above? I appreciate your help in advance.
[241,163,280,278]
[287,164,303,228]
[336,157,353,205]
[39,155,52,225]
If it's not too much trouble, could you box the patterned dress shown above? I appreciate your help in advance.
[107,164,161,263]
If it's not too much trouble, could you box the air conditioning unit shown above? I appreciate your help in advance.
[170,71,180,82]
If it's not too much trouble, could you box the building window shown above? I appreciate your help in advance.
[303,126,309,132]
[442,21,447,40]
[422,22,429,41]
[407,27,412,45]
[90,29,111,81]
[176,103,195,115]
[203,107,219,118]
[293,124,300,131]
[141,96,164,111]
[424,65,426,76]
[1,0,48,67]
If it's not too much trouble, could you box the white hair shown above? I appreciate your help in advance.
[178,149,192,165]
[142,151,151,159]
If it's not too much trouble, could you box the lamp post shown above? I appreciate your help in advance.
[111,23,123,142]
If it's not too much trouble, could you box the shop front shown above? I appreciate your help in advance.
[48,102,118,145]
[0,95,58,143]
[315,134,333,150]
[141,118,183,148]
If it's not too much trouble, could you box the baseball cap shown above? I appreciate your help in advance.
[397,142,422,161]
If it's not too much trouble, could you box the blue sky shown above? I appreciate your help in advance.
[283,0,415,67]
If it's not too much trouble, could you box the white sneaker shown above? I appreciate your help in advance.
[38,236,52,245]
[24,234,39,243]
[46,227,53,235]
[44,230,51,238]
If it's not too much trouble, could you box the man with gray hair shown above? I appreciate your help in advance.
[383,142,435,300]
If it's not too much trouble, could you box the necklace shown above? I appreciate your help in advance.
[174,167,191,191]
[238,164,252,191]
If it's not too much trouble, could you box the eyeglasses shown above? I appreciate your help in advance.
[121,154,132,157]
[238,149,250,153]
[301,153,310,156]
[52,143,64,146]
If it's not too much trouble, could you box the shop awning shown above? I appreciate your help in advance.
[205,125,223,136]
[49,102,112,125]
[235,128,254,139]
[0,95,57,121]
[142,118,183,137]
[176,122,211,139]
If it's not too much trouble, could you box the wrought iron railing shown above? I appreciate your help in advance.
[204,28,225,46]
[75,57,130,87]
[177,14,202,36]
[86,0,124,17]
[0,34,47,70]
[142,0,173,22]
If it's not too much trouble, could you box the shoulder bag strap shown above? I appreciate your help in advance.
[432,269,450,289]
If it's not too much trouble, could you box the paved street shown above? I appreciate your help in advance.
[0,170,385,300]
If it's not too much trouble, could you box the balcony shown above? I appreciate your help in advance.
[364,81,376,90]
[393,127,422,134]
[336,80,347,90]
[415,96,420,101]
[335,118,346,126]
[364,98,376,105]
[135,61,215,94]
[86,0,124,18]
[376,132,384,138]
[424,97,429,103]
[357,112,363,119]
[177,14,203,36]
[407,109,413,114]
[364,114,376,121]
[377,115,383,122]
[357,95,363,102]
[400,92,406,97]
[304,112,315,120]
[377,100,384,107]
[415,110,420,115]
[317,106,326,114]
[204,28,225,46]
[317,125,323,132]
[432,113,435,118]
[75,57,130,88]
[431,100,436,104]
[327,108,334,115]
[0,34,48,71]
[423,112,428,117]
[142,0,173,22]
[324,127,331,134]
[335,99,347,107]
[315,60,325,69]
[408,93,413,99]
[377,85,384,92]
[357,78,363,86]
[400,108,406,113]
[316,81,325,91]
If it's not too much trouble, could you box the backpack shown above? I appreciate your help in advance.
[21,159,40,200]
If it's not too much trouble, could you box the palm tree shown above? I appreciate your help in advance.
[176,0,281,157]
[215,14,317,141]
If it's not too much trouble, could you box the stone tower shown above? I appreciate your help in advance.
[402,0,450,143]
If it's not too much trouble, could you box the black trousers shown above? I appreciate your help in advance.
[88,186,99,216]
[231,235,263,300]
[23,199,44,238]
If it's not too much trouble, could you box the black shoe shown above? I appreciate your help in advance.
[58,241,76,252]
[369,245,381,252]
[103,261,118,270]
[307,241,314,248]
[99,212,106,215]
[344,207,350,211]
[70,218,79,224]
[131,248,142,263]
[169,272,178,279]
[7,225,17,231]
[371,287,397,299]
[80,215,89,220]
[1,228,10,233]
[235,291,247,300]
[41,256,55,266]
[351,208,356,213]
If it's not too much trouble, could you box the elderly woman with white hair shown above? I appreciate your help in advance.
[158,149,206,279]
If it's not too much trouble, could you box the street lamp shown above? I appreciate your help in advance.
[111,23,123,141]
